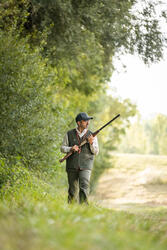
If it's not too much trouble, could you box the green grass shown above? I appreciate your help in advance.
[112,153,167,172]
[113,153,167,186]
[0,159,167,250]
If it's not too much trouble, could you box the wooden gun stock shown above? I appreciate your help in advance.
[59,151,73,163]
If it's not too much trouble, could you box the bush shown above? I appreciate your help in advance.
[0,30,65,169]
[0,156,32,194]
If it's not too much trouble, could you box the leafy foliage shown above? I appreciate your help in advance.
[89,93,137,187]
[0,30,63,168]
[23,0,167,64]
[118,114,167,155]
[0,0,166,188]
[0,156,31,190]
[0,5,167,249]
[1,0,166,74]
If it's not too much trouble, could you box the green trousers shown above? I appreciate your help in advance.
[67,169,91,204]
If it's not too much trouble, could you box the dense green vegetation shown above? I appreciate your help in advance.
[0,1,167,248]
[118,114,167,155]
[1,155,167,250]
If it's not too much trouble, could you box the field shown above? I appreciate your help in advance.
[0,154,167,250]
[94,153,167,211]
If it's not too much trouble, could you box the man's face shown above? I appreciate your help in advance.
[78,120,90,129]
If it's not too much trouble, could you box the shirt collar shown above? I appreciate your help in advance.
[76,128,88,138]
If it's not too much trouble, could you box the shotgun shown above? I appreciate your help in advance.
[59,114,120,163]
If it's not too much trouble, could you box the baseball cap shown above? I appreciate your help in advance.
[75,112,93,122]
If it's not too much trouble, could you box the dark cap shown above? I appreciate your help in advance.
[75,112,93,122]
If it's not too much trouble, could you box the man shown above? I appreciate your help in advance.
[60,112,99,204]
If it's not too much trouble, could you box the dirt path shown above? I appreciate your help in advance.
[93,153,167,211]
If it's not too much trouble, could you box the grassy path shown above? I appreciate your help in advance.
[0,155,167,249]
[94,153,167,211]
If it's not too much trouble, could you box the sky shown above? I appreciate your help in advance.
[109,52,167,119]
[109,1,167,119]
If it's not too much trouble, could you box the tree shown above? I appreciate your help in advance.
[27,0,167,63]
[118,116,148,154]
[88,93,137,187]
[0,30,62,168]
[149,114,167,155]
[118,114,167,156]
[1,0,166,68]
[0,0,166,183]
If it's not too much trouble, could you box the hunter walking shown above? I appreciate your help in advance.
[60,112,99,204]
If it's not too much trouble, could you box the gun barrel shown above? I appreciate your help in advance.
[98,114,120,132]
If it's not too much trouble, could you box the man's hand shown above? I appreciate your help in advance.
[71,145,80,152]
[87,135,94,145]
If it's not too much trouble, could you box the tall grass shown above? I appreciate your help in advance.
[0,157,167,250]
